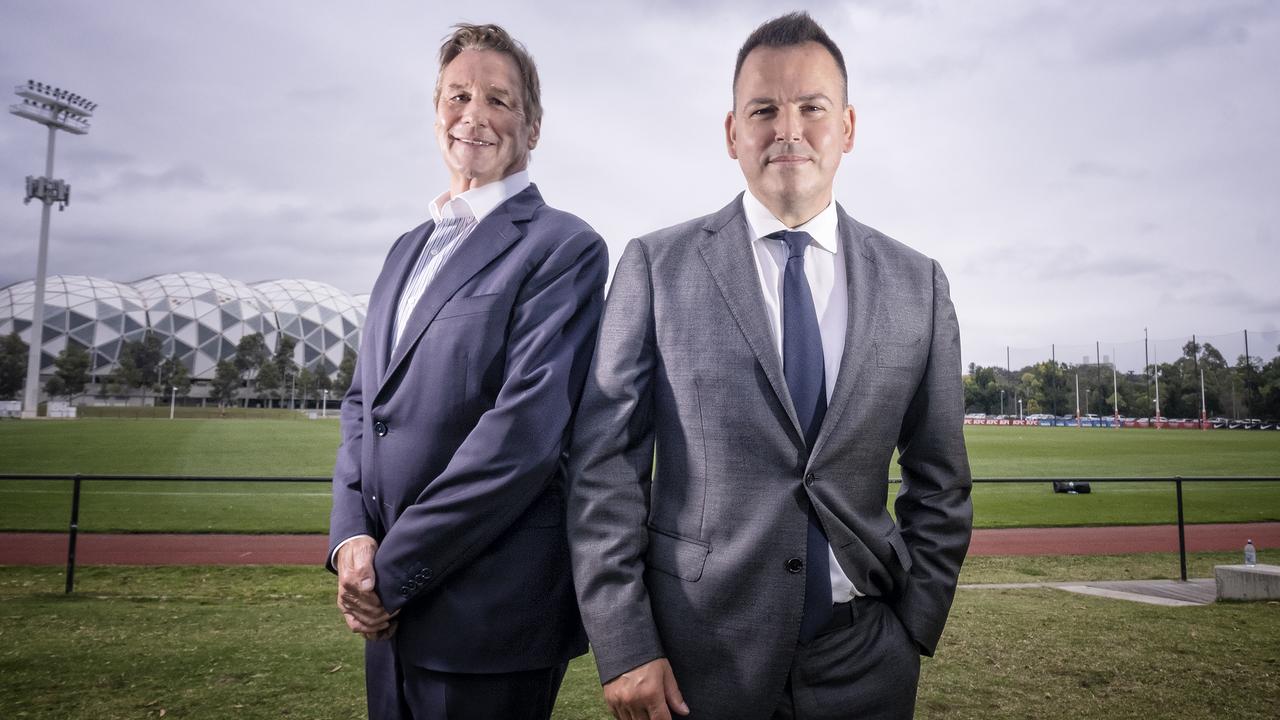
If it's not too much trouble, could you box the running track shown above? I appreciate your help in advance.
[2,523,1277,566]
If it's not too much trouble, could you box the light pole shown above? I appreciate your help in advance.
[170,386,177,420]
[10,81,95,419]
[999,389,1005,417]
[321,389,329,418]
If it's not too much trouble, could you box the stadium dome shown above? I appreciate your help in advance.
[0,275,149,375]
[253,279,365,373]
[131,272,278,379]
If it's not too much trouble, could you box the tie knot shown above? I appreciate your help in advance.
[772,230,813,260]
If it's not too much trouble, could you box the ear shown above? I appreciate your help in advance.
[842,104,856,153]
[725,111,739,160]
[528,119,541,150]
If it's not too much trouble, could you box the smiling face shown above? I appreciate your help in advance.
[726,41,855,227]
[434,49,540,196]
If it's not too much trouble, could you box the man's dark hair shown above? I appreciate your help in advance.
[435,23,542,128]
[733,12,848,105]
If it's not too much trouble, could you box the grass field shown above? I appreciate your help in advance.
[1,559,1276,719]
[1,419,1278,532]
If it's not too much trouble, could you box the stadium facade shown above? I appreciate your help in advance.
[0,272,367,382]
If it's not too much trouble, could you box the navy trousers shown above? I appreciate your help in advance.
[365,636,567,720]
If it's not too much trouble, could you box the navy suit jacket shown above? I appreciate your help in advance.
[328,184,605,673]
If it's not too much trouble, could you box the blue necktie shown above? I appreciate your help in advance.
[774,230,832,643]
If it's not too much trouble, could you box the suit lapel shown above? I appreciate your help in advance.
[811,205,877,462]
[369,220,436,384]
[696,195,804,441]
[375,184,541,400]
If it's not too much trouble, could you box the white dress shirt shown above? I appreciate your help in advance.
[741,189,860,602]
[391,170,532,346]
[333,170,531,565]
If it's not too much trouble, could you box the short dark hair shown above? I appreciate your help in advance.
[435,23,542,128]
[733,12,848,105]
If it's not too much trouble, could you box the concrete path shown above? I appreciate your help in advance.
[960,578,1219,606]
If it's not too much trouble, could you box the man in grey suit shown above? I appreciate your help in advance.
[329,23,605,720]
[568,12,972,720]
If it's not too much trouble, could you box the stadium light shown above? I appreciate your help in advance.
[9,81,96,418]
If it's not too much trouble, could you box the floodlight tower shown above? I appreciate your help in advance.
[9,80,96,418]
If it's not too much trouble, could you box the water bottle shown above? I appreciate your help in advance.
[1244,539,1257,566]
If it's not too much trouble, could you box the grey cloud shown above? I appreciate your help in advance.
[107,164,214,192]
[1069,161,1148,181]
[1082,3,1264,65]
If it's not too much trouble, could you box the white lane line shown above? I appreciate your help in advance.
[0,489,330,497]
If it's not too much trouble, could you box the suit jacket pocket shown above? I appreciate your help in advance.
[435,292,502,320]
[875,338,922,368]
[884,524,914,575]
[645,526,711,582]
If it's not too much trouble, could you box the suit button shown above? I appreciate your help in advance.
[786,557,804,573]
[399,586,409,596]
[422,568,433,580]
[804,473,816,486]
[374,420,388,437]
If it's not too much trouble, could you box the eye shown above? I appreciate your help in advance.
[749,106,777,118]
[802,104,825,113]
[488,97,508,108]
[449,93,470,103]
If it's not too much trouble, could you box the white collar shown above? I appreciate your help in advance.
[741,189,839,255]
[430,170,531,223]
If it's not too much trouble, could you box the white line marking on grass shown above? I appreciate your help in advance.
[0,489,330,497]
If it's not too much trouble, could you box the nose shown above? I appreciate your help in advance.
[460,101,489,128]
[774,106,801,144]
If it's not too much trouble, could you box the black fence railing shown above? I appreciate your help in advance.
[1,474,1276,593]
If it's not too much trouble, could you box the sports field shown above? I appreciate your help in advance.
[2,417,1280,530]
[0,419,1278,532]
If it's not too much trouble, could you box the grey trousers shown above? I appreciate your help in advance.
[772,597,922,720]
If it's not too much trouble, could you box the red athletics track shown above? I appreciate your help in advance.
[1,523,1277,566]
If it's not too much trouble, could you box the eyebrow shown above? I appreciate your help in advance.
[743,93,834,107]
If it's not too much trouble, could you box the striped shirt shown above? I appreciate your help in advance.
[390,171,531,347]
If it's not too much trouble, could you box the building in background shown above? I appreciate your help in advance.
[0,272,367,395]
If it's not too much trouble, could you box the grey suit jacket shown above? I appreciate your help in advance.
[567,195,972,716]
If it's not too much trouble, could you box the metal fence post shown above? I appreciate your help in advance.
[1175,477,1188,582]
[65,474,82,594]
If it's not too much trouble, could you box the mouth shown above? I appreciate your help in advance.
[768,154,811,165]
[451,135,494,147]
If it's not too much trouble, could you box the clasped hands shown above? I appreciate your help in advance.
[603,657,689,720]
[335,536,399,640]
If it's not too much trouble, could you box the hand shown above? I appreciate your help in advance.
[603,658,689,720]
[335,536,397,635]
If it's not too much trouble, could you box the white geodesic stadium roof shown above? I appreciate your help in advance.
[0,275,149,375]
[252,279,365,373]
[131,272,278,380]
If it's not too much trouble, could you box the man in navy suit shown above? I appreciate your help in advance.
[327,23,607,720]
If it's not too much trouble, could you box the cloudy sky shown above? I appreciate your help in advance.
[2,0,1277,371]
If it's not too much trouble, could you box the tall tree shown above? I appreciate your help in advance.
[272,335,299,404]
[155,356,193,398]
[46,343,91,399]
[256,361,282,408]
[234,333,270,407]
[0,332,28,399]
[295,367,315,409]
[333,347,357,397]
[209,359,241,412]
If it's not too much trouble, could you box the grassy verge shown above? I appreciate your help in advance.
[958,551,1240,584]
[2,563,1276,719]
[1,422,1278,533]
